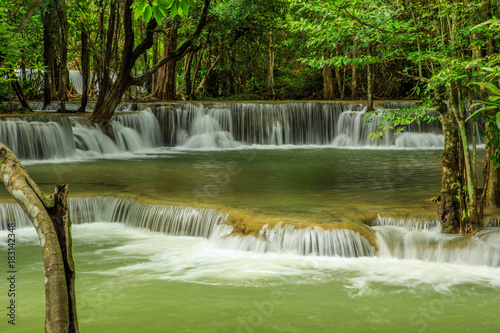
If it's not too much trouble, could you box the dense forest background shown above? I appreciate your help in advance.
[6,0,496,105]
[2,0,500,234]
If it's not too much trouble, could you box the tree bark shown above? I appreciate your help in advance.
[437,101,461,233]
[56,0,69,113]
[8,70,33,111]
[448,82,480,233]
[79,23,90,112]
[91,0,211,132]
[351,37,357,100]
[483,119,500,207]
[0,142,78,333]
[43,8,54,108]
[335,46,344,99]
[182,50,195,98]
[150,23,178,100]
[323,51,334,100]
[366,44,374,111]
[268,28,275,98]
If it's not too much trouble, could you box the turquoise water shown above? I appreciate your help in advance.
[1,223,499,332]
[1,148,499,332]
[10,149,445,222]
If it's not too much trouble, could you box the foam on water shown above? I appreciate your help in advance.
[2,223,499,290]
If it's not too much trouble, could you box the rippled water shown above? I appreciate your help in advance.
[1,224,499,332]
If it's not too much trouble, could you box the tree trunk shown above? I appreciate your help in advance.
[437,101,461,233]
[351,38,357,100]
[0,142,78,333]
[483,119,500,207]
[56,0,69,113]
[268,28,275,98]
[79,23,90,112]
[323,51,334,100]
[43,8,55,108]
[366,63,374,111]
[8,71,33,111]
[366,44,374,111]
[448,82,480,233]
[335,46,344,99]
[91,0,211,130]
[191,50,203,99]
[150,23,178,100]
[182,50,195,98]
[152,35,159,92]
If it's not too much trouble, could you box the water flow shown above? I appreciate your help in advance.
[3,197,500,263]
[1,197,375,258]
[181,104,241,149]
[0,116,76,159]
[0,109,164,161]
[332,106,445,148]
[228,102,356,145]
[374,218,500,267]
[215,223,375,257]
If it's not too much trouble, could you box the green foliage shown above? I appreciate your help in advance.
[132,0,197,24]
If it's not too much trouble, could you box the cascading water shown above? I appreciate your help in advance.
[332,106,445,148]
[215,223,375,257]
[227,102,358,145]
[181,104,241,149]
[374,217,500,267]
[0,109,164,161]
[0,116,76,159]
[1,197,373,258]
[2,197,500,264]
[0,102,486,161]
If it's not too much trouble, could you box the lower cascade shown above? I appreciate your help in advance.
[2,196,500,265]
[374,217,500,267]
[0,196,373,257]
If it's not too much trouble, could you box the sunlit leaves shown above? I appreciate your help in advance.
[132,0,196,25]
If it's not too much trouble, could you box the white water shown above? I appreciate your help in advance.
[0,116,76,159]
[1,197,373,258]
[332,108,445,148]
[3,222,500,289]
[2,197,500,267]
[0,102,484,163]
[0,109,165,162]
[181,105,241,149]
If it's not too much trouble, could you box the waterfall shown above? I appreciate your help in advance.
[181,104,240,149]
[1,196,374,258]
[228,102,358,145]
[215,223,375,257]
[332,107,445,148]
[68,196,231,238]
[374,217,500,267]
[0,202,32,230]
[69,71,84,95]
[372,215,442,233]
[3,196,500,263]
[0,102,487,159]
[0,116,76,159]
[112,109,164,148]
[155,102,362,146]
[0,109,164,161]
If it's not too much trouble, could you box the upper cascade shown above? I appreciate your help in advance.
[180,104,241,149]
[0,102,484,162]
[0,108,164,162]
[332,106,445,148]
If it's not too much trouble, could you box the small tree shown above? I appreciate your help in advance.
[0,142,78,333]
